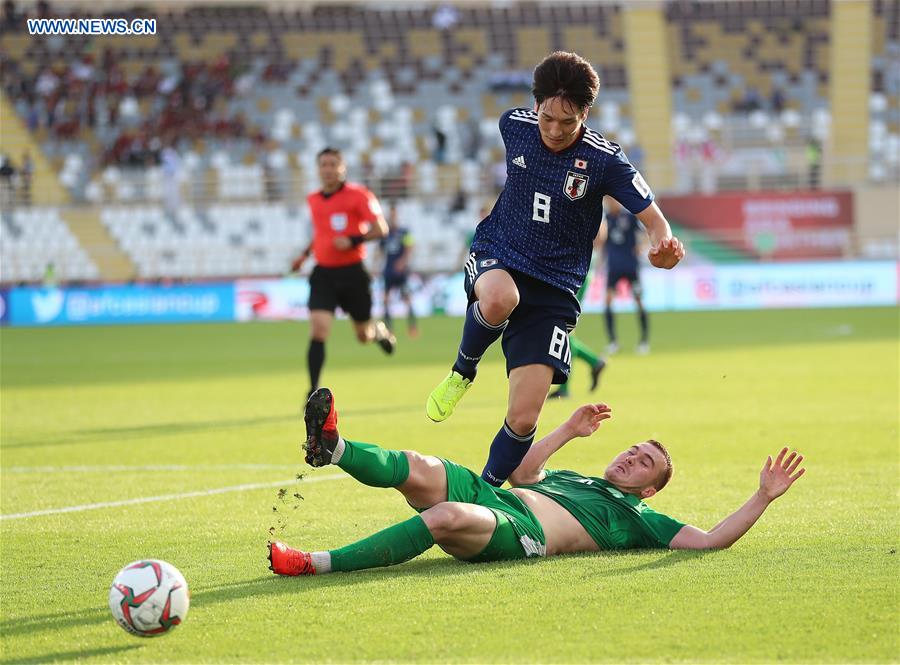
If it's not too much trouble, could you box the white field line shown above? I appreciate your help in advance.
[2,464,302,473]
[0,473,347,521]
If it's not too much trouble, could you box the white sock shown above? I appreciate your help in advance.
[310,551,332,574]
[331,437,346,464]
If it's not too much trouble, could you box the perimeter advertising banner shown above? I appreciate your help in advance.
[7,283,235,326]
[235,276,445,321]
[660,191,854,260]
[235,278,311,321]
[0,288,8,326]
[578,261,897,312]
[4,261,895,327]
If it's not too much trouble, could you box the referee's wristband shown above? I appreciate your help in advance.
[349,234,366,247]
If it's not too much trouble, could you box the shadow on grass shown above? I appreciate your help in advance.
[0,551,706,639]
[0,644,141,664]
[592,548,713,575]
[3,401,453,450]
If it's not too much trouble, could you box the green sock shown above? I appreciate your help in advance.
[570,335,599,366]
[336,440,410,488]
[329,515,434,572]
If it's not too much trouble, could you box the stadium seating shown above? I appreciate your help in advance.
[0,207,99,283]
[96,198,479,279]
[0,1,896,285]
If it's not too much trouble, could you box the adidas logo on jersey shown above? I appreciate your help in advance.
[513,155,527,169]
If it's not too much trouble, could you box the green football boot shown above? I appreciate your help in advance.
[426,371,472,422]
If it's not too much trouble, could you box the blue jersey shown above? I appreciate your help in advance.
[605,211,643,273]
[472,108,654,294]
[381,227,411,276]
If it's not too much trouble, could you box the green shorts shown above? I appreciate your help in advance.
[438,458,546,563]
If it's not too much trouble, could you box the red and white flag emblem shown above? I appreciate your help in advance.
[574,158,588,169]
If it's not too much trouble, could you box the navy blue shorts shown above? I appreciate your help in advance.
[383,272,409,293]
[607,267,642,297]
[463,252,579,385]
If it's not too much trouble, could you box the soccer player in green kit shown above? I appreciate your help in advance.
[268,388,806,575]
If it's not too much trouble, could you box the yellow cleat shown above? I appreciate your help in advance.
[426,371,472,422]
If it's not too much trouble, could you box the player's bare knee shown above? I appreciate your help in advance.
[421,503,466,541]
[399,452,446,505]
[355,329,369,343]
[506,411,538,436]
[402,450,434,484]
[480,291,518,322]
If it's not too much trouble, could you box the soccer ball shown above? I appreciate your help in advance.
[108,560,190,637]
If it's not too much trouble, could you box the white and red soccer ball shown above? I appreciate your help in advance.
[108,560,189,637]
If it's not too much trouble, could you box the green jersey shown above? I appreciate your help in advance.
[519,470,685,550]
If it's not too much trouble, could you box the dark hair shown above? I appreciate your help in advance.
[532,51,600,112]
[317,147,343,161]
[646,439,673,492]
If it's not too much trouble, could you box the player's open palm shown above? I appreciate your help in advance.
[759,447,805,501]
[566,403,612,438]
[648,236,685,269]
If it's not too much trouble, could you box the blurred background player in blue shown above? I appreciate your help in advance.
[379,202,418,338]
[426,51,684,488]
[601,197,650,355]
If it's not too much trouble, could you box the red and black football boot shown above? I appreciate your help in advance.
[303,387,340,467]
[267,541,316,576]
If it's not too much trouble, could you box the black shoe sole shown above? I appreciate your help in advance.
[378,336,396,355]
[590,360,606,392]
[304,388,333,467]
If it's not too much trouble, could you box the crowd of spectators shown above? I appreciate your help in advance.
[2,0,266,170]
[3,49,267,168]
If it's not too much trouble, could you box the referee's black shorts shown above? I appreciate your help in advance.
[308,262,373,322]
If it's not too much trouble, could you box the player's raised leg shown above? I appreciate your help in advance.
[271,389,490,575]
[482,364,553,486]
[427,266,519,422]
[303,388,448,507]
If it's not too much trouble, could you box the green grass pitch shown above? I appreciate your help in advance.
[1,307,897,664]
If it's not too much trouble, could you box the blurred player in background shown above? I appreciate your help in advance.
[601,197,650,354]
[378,202,418,338]
[291,148,396,399]
[426,51,684,488]
[268,388,805,575]
[548,232,606,400]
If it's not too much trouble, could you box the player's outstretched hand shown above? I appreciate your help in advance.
[759,447,805,502]
[565,403,612,438]
[648,236,685,269]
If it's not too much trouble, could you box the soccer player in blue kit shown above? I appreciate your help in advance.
[379,203,418,337]
[601,196,651,354]
[426,51,685,488]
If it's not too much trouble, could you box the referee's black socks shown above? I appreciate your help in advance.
[308,340,325,393]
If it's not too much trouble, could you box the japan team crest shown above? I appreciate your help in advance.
[563,171,589,201]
